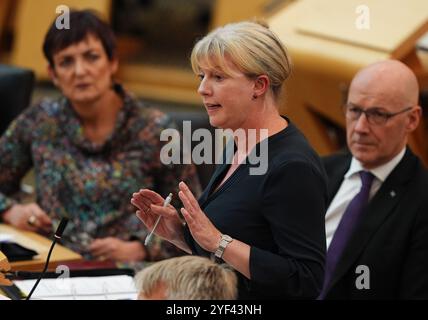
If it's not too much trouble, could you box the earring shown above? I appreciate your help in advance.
[252,94,257,100]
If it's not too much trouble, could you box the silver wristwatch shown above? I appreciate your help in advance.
[214,234,233,260]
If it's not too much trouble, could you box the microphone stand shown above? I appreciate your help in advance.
[26,218,68,300]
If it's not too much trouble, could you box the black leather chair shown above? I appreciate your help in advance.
[0,64,35,135]
[167,111,217,189]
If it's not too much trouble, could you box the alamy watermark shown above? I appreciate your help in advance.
[160,122,269,175]
[355,265,370,290]
[355,4,370,30]
[55,5,70,30]
[55,264,71,290]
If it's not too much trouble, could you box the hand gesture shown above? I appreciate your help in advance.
[131,189,189,252]
[178,182,221,253]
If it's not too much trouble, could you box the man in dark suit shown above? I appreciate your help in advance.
[320,60,428,299]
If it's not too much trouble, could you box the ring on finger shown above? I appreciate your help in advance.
[27,214,37,226]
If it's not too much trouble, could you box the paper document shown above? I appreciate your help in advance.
[0,234,14,242]
[14,275,138,300]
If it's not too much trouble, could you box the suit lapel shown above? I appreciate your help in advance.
[328,148,417,292]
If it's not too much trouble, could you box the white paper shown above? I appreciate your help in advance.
[0,294,11,300]
[14,275,138,300]
[0,234,14,242]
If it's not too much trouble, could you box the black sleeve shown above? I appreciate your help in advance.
[249,161,327,299]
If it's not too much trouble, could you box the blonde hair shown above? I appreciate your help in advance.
[135,255,238,300]
[191,20,291,99]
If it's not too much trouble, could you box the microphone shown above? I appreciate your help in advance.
[25,218,69,300]
[54,218,68,239]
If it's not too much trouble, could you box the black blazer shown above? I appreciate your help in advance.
[322,148,428,299]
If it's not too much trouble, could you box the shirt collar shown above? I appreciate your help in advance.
[344,147,406,182]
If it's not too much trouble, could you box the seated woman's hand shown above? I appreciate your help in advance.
[89,237,146,262]
[131,189,190,253]
[178,182,222,253]
[2,203,52,233]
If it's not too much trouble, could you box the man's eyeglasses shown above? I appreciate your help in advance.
[344,103,413,126]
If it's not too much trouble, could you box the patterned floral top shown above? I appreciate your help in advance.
[0,85,201,260]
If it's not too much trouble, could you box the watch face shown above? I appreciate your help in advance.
[215,235,233,259]
[223,235,233,242]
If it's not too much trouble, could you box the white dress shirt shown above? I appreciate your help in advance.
[325,148,406,249]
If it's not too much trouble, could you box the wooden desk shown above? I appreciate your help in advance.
[268,0,428,163]
[0,224,82,272]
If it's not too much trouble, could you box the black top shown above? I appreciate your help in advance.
[184,120,328,299]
